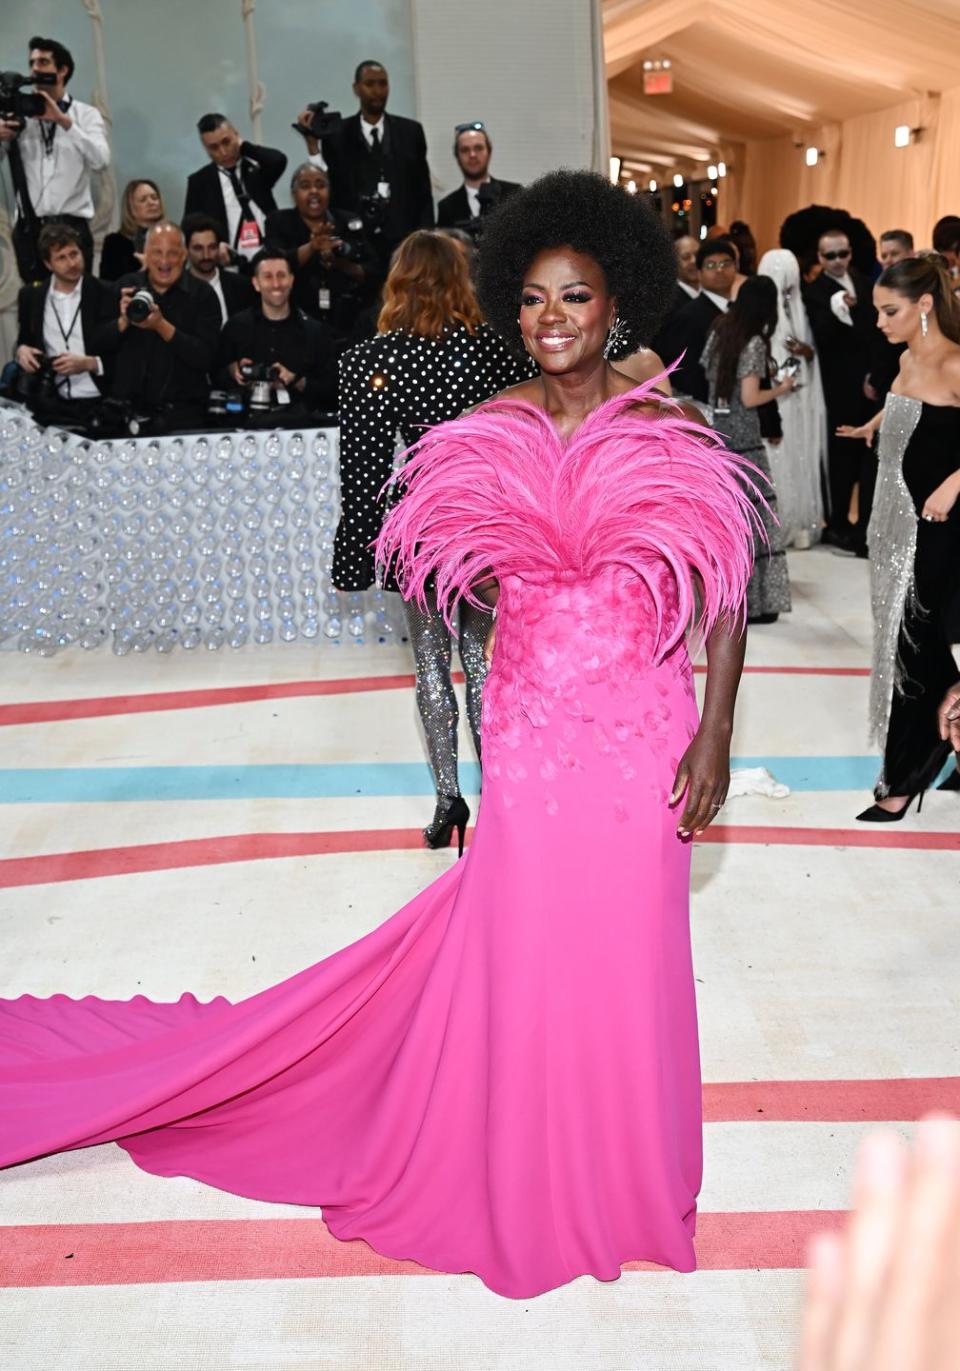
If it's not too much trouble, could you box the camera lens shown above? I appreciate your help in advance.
[127,289,155,325]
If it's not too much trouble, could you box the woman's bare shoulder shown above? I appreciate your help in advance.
[458,377,542,419]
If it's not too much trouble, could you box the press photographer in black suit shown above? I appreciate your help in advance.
[183,114,287,268]
[436,122,520,230]
[264,163,378,339]
[102,222,221,428]
[217,248,339,415]
[14,222,115,420]
[304,61,433,259]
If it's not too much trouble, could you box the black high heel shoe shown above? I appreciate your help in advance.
[855,792,924,823]
[423,795,470,857]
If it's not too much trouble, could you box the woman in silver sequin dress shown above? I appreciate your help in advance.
[701,276,796,622]
[333,231,532,848]
[838,255,960,819]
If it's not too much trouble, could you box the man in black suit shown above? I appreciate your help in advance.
[14,221,116,419]
[651,232,700,360]
[803,227,877,551]
[316,61,433,258]
[182,214,255,325]
[436,122,520,229]
[183,114,287,268]
[658,238,737,400]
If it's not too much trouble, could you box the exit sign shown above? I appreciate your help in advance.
[644,70,673,95]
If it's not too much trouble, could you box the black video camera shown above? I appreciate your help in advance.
[16,353,59,403]
[0,69,58,129]
[293,101,343,141]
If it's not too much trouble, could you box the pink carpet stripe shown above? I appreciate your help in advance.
[0,1211,846,1288]
[0,665,870,727]
[702,1076,960,1121]
[1,822,956,891]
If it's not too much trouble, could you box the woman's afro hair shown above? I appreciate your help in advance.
[476,168,676,359]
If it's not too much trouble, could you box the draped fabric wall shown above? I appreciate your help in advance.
[729,91,957,256]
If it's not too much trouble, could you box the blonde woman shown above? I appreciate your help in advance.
[99,179,164,280]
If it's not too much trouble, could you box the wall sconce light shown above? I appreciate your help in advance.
[716,161,727,177]
[673,173,684,188]
[805,146,821,167]
[649,179,658,192]
[626,179,637,194]
[609,156,622,184]
[706,163,718,180]
[894,125,922,148]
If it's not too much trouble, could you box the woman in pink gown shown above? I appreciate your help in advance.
[0,172,759,1299]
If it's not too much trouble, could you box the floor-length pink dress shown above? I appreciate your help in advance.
[0,381,758,1299]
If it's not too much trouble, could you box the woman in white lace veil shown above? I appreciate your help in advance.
[758,248,827,548]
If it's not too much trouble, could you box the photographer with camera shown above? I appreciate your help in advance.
[436,123,520,233]
[184,114,286,269]
[101,222,221,429]
[0,37,110,282]
[13,222,116,421]
[298,61,433,263]
[264,163,378,338]
[217,248,338,416]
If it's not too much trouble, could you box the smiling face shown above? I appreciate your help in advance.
[253,256,294,312]
[293,168,330,221]
[518,247,615,374]
[143,226,186,293]
[874,284,934,344]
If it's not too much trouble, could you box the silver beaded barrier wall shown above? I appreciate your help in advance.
[0,403,407,656]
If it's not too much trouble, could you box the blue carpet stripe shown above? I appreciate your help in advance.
[0,757,880,803]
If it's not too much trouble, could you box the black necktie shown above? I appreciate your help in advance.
[369,127,380,150]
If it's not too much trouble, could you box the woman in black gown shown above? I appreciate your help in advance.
[332,230,533,847]
[839,255,960,818]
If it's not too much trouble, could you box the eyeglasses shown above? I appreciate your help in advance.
[702,259,735,270]
[455,121,485,135]
[821,249,851,261]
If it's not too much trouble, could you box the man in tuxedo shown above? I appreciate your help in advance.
[803,228,877,552]
[183,114,287,268]
[15,222,115,420]
[658,237,736,400]
[182,214,255,325]
[651,232,700,360]
[436,123,520,229]
[318,61,434,258]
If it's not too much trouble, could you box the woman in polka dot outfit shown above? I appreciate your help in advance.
[333,230,533,848]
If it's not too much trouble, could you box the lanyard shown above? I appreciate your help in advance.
[50,292,83,351]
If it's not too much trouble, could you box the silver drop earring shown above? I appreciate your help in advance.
[603,316,629,360]
[921,309,929,338]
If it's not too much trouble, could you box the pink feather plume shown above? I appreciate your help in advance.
[375,374,766,660]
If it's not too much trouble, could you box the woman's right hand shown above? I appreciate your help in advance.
[836,422,873,443]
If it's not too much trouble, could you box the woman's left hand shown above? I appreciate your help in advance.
[921,475,960,523]
[669,729,730,837]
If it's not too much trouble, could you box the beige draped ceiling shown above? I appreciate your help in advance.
[604,0,960,254]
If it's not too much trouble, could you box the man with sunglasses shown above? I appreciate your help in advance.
[436,123,520,230]
[803,228,877,553]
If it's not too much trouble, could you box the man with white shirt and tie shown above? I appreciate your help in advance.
[314,61,434,261]
[436,123,520,230]
[14,222,115,419]
[803,227,877,552]
[183,114,287,271]
[660,237,737,401]
[0,37,110,283]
